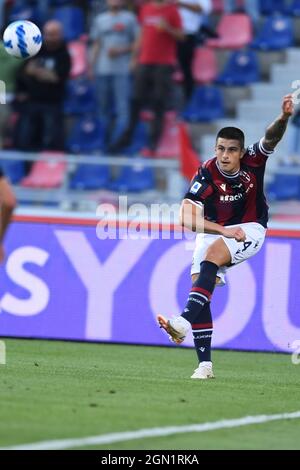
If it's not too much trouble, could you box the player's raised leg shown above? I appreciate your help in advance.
[157,237,231,378]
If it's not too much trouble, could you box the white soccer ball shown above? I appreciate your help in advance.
[3,20,42,59]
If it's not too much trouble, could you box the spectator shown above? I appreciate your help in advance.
[176,0,212,100]
[0,0,4,31]
[110,0,184,155]
[0,34,22,149]
[89,0,139,149]
[14,20,71,154]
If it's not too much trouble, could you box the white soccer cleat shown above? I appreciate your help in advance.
[157,314,190,344]
[191,361,214,379]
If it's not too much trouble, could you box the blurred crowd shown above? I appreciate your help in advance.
[0,0,219,159]
[0,0,299,170]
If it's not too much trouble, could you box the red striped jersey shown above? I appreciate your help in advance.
[184,139,273,228]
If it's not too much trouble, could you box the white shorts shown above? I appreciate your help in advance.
[190,222,267,286]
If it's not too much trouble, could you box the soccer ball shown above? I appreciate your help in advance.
[3,20,42,59]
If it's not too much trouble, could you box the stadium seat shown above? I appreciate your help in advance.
[109,162,155,192]
[20,151,66,188]
[64,78,96,115]
[0,159,25,184]
[50,0,73,5]
[66,116,105,153]
[70,163,110,190]
[122,121,150,156]
[181,85,225,122]
[8,3,42,24]
[259,0,287,15]
[216,49,259,85]
[155,112,181,159]
[52,6,84,41]
[206,14,253,49]
[192,47,217,84]
[252,14,294,50]
[67,40,88,79]
[267,174,300,201]
[286,0,300,16]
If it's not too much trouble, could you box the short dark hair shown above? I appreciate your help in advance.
[216,127,245,149]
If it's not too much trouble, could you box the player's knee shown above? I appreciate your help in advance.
[204,245,222,265]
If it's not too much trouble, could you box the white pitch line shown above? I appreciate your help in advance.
[2,411,300,450]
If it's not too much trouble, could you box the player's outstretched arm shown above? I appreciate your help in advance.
[262,94,294,151]
[179,199,246,241]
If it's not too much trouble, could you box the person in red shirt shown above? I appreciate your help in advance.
[158,95,294,380]
[109,0,183,154]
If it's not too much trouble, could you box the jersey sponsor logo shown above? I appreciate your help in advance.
[220,193,243,202]
[190,181,202,194]
[220,183,226,192]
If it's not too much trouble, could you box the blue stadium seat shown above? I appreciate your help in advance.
[252,14,294,50]
[52,6,84,41]
[286,0,300,16]
[9,3,43,25]
[0,159,25,184]
[267,174,300,201]
[66,116,105,153]
[122,121,149,156]
[49,1,73,5]
[110,162,155,192]
[259,0,287,15]
[216,50,260,86]
[64,79,97,115]
[70,164,110,190]
[181,85,225,122]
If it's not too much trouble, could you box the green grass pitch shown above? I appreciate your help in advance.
[0,338,300,450]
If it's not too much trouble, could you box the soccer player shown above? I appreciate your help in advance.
[157,94,294,379]
[0,170,16,263]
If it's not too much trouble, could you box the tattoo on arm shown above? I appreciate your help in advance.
[263,117,289,151]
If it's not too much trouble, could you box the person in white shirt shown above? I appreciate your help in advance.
[176,0,212,100]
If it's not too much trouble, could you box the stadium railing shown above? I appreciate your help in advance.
[0,150,183,210]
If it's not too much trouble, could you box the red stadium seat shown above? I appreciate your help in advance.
[155,112,180,159]
[20,152,67,188]
[192,47,217,84]
[67,40,88,78]
[206,14,253,49]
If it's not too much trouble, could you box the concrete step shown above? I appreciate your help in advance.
[271,67,300,85]
[238,101,279,120]
[286,48,300,62]
[251,84,293,100]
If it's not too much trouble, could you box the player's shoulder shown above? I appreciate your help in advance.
[243,139,273,166]
[244,141,262,157]
[201,157,216,172]
[200,157,218,181]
